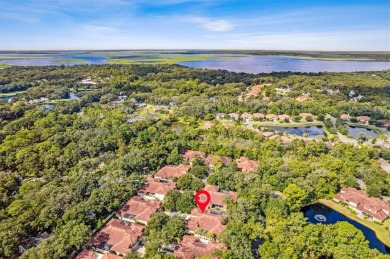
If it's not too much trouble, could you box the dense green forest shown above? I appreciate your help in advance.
[0,65,389,258]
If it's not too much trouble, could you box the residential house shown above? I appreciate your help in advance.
[138,177,177,200]
[299,113,313,118]
[75,249,122,259]
[215,113,225,120]
[154,165,191,180]
[204,155,232,168]
[278,114,291,122]
[253,113,265,120]
[280,136,292,144]
[228,113,240,120]
[296,93,310,102]
[333,188,390,222]
[183,150,206,164]
[235,157,259,172]
[340,114,351,120]
[202,184,237,212]
[241,112,253,121]
[356,116,371,123]
[265,114,278,121]
[89,219,145,256]
[116,196,161,225]
[173,235,226,259]
[378,119,390,127]
[262,131,275,138]
[186,208,227,237]
[203,121,213,130]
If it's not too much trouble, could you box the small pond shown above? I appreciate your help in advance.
[348,126,378,138]
[69,92,79,100]
[265,126,325,137]
[302,203,390,254]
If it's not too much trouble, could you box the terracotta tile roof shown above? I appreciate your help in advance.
[116,196,161,223]
[228,113,239,120]
[280,136,292,144]
[102,253,123,259]
[139,177,177,196]
[204,155,232,167]
[356,116,371,122]
[262,131,275,138]
[278,114,291,120]
[246,85,263,97]
[200,184,237,208]
[296,93,310,102]
[253,113,265,119]
[378,119,390,126]
[299,113,312,118]
[174,235,226,259]
[241,112,253,119]
[340,114,351,120]
[89,219,144,255]
[265,114,277,120]
[334,188,390,222]
[155,165,190,179]
[215,113,225,119]
[203,121,213,129]
[75,249,96,259]
[186,208,226,235]
[183,150,206,163]
[236,157,259,172]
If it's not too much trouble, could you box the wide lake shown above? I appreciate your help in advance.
[303,203,390,254]
[1,52,389,73]
[265,126,325,137]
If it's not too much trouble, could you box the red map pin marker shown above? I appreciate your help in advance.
[194,190,211,213]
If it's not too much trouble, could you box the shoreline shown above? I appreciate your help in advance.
[317,199,390,248]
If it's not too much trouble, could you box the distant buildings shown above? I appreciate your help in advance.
[333,188,390,222]
[235,157,259,172]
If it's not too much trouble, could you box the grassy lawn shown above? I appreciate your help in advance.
[0,90,26,97]
[318,199,390,247]
[0,63,12,68]
[253,121,323,127]
[52,59,87,63]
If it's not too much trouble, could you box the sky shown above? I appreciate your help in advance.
[0,0,389,51]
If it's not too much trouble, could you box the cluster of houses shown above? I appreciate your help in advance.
[333,188,390,222]
[340,114,390,128]
[215,112,313,123]
[75,150,260,259]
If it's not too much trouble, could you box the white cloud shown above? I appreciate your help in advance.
[184,16,234,32]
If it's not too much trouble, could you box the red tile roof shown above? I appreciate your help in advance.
[253,113,265,119]
[89,219,144,255]
[356,116,371,122]
[102,253,123,259]
[236,157,259,172]
[378,119,390,126]
[241,112,253,119]
[204,155,232,167]
[334,188,390,222]
[174,235,226,259]
[278,114,291,120]
[139,177,177,196]
[116,196,161,223]
[280,136,292,144]
[228,113,239,120]
[340,114,351,120]
[203,121,213,129]
[265,114,277,120]
[186,208,226,235]
[299,113,312,118]
[215,113,225,119]
[262,132,275,138]
[155,165,190,179]
[75,249,96,259]
[296,93,310,102]
[200,184,237,208]
[183,150,206,163]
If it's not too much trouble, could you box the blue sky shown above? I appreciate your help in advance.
[0,0,389,50]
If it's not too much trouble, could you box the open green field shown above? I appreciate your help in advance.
[318,199,390,247]
[0,64,11,68]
